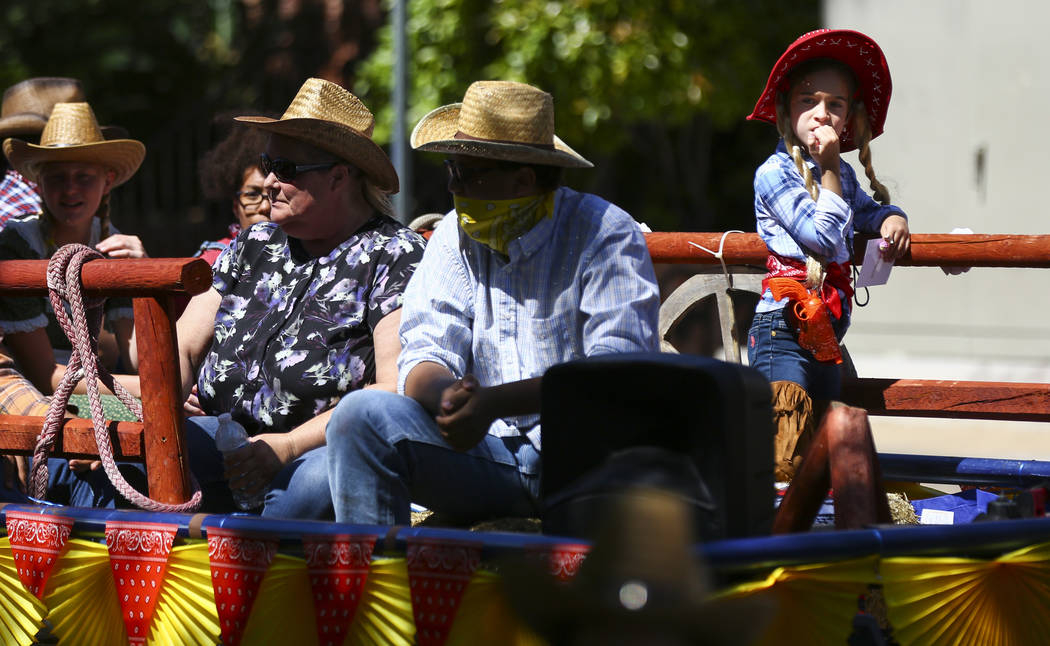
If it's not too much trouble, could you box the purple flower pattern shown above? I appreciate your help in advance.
[197,217,425,435]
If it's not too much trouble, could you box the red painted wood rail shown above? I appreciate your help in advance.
[648,231,1050,422]
[0,257,212,505]
[645,232,1050,268]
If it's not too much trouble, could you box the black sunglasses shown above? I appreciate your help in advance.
[261,153,338,182]
[444,159,515,187]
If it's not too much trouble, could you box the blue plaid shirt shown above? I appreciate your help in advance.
[398,186,661,448]
[754,140,906,312]
[0,170,42,228]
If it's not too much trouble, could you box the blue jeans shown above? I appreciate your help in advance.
[326,390,541,525]
[183,416,333,520]
[748,307,848,400]
[4,458,147,508]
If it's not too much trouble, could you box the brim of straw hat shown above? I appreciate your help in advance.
[0,114,48,139]
[235,115,399,193]
[411,103,593,169]
[2,137,145,187]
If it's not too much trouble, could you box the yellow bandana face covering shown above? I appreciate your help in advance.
[454,191,555,255]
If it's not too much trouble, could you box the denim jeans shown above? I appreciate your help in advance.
[183,416,333,520]
[326,389,541,525]
[4,458,147,508]
[747,307,848,400]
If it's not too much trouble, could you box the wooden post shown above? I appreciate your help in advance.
[773,414,832,534]
[827,405,890,530]
[133,295,193,504]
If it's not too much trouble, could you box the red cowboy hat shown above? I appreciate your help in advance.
[747,29,892,152]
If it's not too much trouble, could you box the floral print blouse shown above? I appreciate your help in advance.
[196,216,425,435]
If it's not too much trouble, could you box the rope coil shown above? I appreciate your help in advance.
[30,244,201,512]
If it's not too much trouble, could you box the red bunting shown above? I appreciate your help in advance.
[207,527,277,646]
[525,542,590,583]
[105,521,177,645]
[5,511,74,599]
[406,538,481,646]
[303,533,377,646]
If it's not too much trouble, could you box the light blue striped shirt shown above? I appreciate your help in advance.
[754,140,906,313]
[397,186,661,448]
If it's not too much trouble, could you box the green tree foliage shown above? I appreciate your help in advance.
[357,0,818,230]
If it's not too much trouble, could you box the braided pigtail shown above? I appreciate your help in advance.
[775,96,820,202]
[776,94,825,288]
[851,101,891,205]
[96,193,112,241]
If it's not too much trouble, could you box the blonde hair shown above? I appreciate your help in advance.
[362,177,393,218]
[775,96,824,288]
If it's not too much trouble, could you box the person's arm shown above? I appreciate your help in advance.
[111,317,136,375]
[365,308,402,393]
[221,406,332,499]
[755,153,851,260]
[4,327,63,395]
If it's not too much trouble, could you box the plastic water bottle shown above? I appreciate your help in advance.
[214,413,265,511]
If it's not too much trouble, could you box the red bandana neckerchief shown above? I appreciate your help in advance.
[762,253,853,319]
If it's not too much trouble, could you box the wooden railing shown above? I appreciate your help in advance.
[0,257,212,504]
[649,232,1050,423]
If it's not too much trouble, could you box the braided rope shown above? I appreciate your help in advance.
[29,244,202,512]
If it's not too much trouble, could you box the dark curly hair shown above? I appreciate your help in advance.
[198,111,276,201]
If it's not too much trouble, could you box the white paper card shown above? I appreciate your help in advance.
[854,238,894,288]
[919,508,955,525]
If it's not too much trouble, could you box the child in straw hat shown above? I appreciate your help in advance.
[0,101,147,507]
[745,30,910,480]
[325,80,661,525]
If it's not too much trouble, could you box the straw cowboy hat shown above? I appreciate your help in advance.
[0,77,87,139]
[747,29,892,153]
[236,78,399,193]
[3,102,145,187]
[501,488,772,644]
[411,80,592,168]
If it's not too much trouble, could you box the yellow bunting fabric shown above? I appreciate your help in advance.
[148,543,221,646]
[241,553,316,645]
[0,537,47,646]
[44,538,125,645]
[710,556,879,646]
[883,541,1050,646]
[446,569,546,646]
[346,557,416,646]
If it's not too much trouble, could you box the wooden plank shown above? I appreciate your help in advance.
[646,232,1050,268]
[773,411,832,534]
[0,416,144,459]
[134,295,194,504]
[0,257,212,296]
[841,378,1050,422]
[827,405,891,530]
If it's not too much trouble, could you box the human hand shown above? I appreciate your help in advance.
[222,433,296,500]
[807,124,841,171]
[184,385,205,416]
[2,454,28,492]
[96,234,148,258]
[68,459,102,474]
[435,375,494,451]
[879,215,910,260]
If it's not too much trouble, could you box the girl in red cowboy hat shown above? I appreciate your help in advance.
[745,29,910,481]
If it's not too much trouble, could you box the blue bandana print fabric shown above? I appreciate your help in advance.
[197,216,425,435]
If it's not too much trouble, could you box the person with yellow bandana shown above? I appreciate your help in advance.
[325,80,661,525]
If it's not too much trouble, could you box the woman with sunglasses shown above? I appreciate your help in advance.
[195,116,273,266]
[145,79,425,519]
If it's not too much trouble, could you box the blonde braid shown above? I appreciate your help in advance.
[96,193,112,241]
[852,102,891,205]
[776,98,820,202]
[776,94,825,288]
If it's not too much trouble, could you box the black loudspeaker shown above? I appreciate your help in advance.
[540,352,774,540]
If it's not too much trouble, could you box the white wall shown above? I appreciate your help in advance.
[823,0,1050,382]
